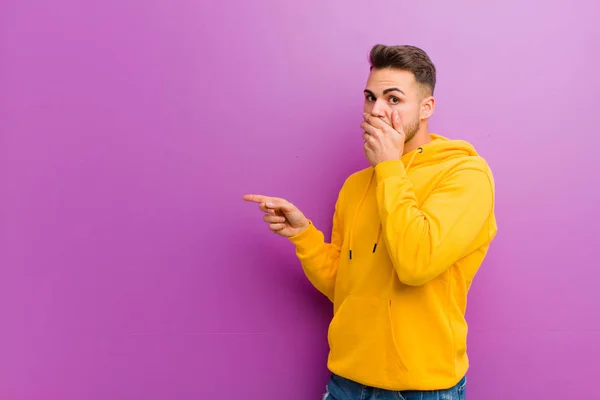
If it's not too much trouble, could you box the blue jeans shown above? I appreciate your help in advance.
[323,374,466,400]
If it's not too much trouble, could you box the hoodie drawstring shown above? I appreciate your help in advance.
[348,171,375,259]
[349,147,423,260]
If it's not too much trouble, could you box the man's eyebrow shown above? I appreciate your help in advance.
[383,87,405,95]
[363,88,406,96]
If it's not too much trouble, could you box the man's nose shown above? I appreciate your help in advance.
[370,100,386,117]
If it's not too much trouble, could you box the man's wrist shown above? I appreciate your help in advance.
[289,220,319,247]
[375,151,402,165]
[298,219,310,234]
[374,156,400,167]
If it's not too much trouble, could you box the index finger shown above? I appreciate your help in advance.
[243,194,295,212]
[242,194,272,204]
[243,194,286,207]
[363,113,390,131]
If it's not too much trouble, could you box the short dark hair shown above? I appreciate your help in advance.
[369,44,436,96]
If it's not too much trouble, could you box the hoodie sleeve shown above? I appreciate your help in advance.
[374,159,494,286]
[287,195,344,302]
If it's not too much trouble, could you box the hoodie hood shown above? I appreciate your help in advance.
[401,133,479,168]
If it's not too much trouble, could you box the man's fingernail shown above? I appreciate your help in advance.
[267,202,273,207]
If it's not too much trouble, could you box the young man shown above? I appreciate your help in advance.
[244,44,497,400]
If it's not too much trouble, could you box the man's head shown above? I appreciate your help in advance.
[364,44,436,144]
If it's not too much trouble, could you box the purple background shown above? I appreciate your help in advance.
[1,0,599,398]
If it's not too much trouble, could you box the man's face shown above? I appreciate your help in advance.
[363,68,426,142]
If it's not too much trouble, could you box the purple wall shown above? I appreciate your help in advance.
[1,0,599,398]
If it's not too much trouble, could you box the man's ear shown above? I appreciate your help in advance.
[420,96,435,120]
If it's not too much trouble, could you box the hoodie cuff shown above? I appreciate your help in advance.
[288,220,324,253]
[374,159,407,185]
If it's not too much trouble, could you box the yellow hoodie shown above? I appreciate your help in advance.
[288,133,497,391]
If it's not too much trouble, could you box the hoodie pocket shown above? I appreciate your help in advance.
[327,296,408,378]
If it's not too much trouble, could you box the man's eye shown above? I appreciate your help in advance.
[389,97,400,105]
[365,95,375,102]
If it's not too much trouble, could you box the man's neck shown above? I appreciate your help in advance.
[403,129,431,155]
